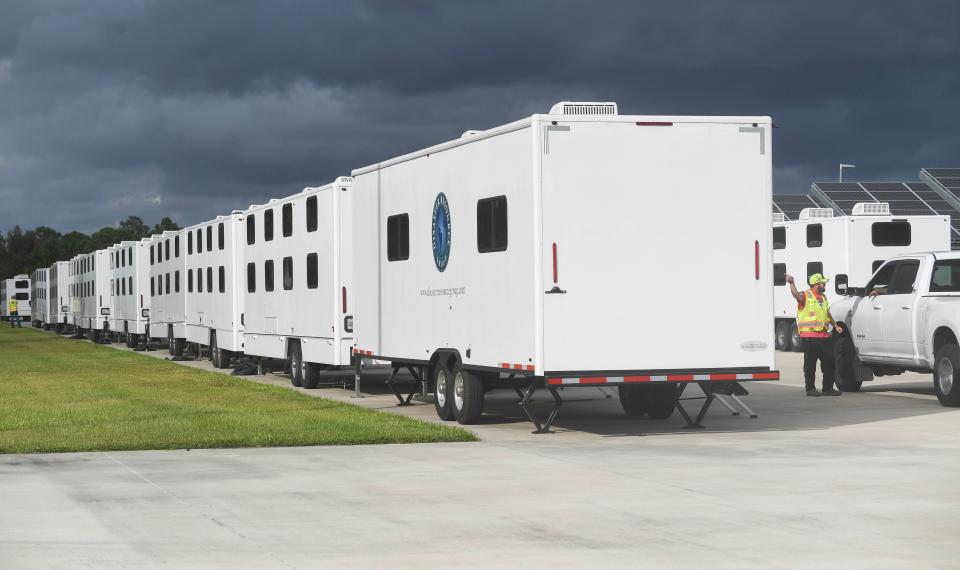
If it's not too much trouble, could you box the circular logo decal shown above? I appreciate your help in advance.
[432,192,451,272]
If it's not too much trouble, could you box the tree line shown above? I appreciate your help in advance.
[0,216,180,278]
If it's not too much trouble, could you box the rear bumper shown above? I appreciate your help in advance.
[546,369,779,386]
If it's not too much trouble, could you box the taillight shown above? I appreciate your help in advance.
[754,240,760,280]
[342,286,347,314]
[552,243,558,284]
[140,294,143,308]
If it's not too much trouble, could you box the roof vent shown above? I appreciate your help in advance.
[461,130,483,138]
[549,101,618,116]
[852,202,890,216]
[772,213,786,223]
[799,207,834,220]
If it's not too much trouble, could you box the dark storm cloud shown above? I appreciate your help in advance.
[0,0,958,232]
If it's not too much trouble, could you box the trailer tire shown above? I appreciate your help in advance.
[301,358,321,389]
[646,384,679,419]
[170,338,184,357]
[289,342,304,388]
[453,368,484,424]
[790,322,804,352]
[834,334,868,392]
[617,385,649,416]
[125,334,138,349]
[775,320,790,351]
[934,344,960,407]
[432,361,455,421]
[89,329,100,343]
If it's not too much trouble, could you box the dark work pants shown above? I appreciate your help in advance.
[802,336,835,390]
[9,312,20,328]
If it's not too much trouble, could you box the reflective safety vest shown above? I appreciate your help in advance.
[7,299,17,313]
[797,290,829,336]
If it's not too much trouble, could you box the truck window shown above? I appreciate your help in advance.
[772,227,785,250]
[306,196,318,232]
[888,260,920,294]
[477,196,508,253]
[246,215,255,245]
[246,263,255,293]
[872,221,911,246]
[14,280,28,288]
[930,259,960,292]
[867,262,897,294]
[307,253,318,289]
[773,263,786,286]
[806,261,823,283]
[387,214,410,261]
[283,256,293,290]
[265,209,274,242]
[282,203,293,237]
[872,260,884,273]
[807,224,822,248]
[15,292,28,301]
[265,260,275,292]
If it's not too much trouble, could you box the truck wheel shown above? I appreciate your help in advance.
[790,323,804,352]
[289,342,304,387]
[775,321,790,351]
[453,368,484,424]
[432,362,455,421]
[302,361,321,389]
[934,344,960,407]
[834,335,869,392]
[646,384,680,419]
[618,384,649,416]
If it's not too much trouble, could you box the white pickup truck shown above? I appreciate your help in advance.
[831,251,960,406]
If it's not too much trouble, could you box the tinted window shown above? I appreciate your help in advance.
[218,223,225,250]
[206,226,213,252]
[773,227,786,250]
[306,196,318,232]
[872,260,885,273]
[15,292,28,300]
[157,243,162,263]
[477,196,508,253]
[282,203,293,237]
[264,260,275,292]
[930,259,960,293]
[151,277,155,297]
[218,266,225,293]
[206,267,213,293]
[773,263,786,286]
[835,274,848,295]
[806,261,823,284]
[122,278,126,295]
[247,215,255,245]
[387,213,409,261]
[128,276,132,295]
[868,262,897,294]
[247,262,256,293]
[188,269,193,292]
[873,221,911,246]
[197,268,203,292]
[889,260,920,294]
[807,224,823,248]
[165,273,170,295]
[307,253,318,289]
[175,270,180,293]
[197,228,202,252]
[188,231,193,254]
[165,239,170,260]
[265,209,274,241]
[14,280,28,288]
[150,247,155,265]
[175,235,180,257]
[283,256,293,290]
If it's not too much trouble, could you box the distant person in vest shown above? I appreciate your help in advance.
[7,298,21,328]
[785,272,842,397]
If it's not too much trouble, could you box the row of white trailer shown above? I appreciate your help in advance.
[13,102,784,431]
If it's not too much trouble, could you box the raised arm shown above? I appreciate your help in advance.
[785,274,805,303]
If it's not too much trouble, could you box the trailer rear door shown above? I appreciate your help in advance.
[540,119,774,373]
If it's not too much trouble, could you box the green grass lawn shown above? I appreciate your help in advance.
[0,326,475,453]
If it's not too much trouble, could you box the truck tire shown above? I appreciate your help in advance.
[453,368,484,424]
[432,362,455,421]
[775,321,790,351]
[834,335,870,392]
[933,344,960,407]
[790,322,804,352]
[289,342,304,387]
[618,384,649,416]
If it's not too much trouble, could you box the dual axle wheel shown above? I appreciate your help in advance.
[433,361,484,425]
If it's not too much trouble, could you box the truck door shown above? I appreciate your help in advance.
[879,258,921,360]
[853,261,899,358]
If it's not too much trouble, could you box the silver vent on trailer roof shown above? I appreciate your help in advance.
[798,207,834,220]
[549,101,618,116]
[772,213,786,223]
[852,202,890,216]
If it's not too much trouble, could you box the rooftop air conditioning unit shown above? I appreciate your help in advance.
[798,208,834,220]
[772,213,786,223]
[549,101,618,116]
[852,202,890,216]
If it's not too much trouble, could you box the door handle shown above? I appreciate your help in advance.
[901,305,911,310]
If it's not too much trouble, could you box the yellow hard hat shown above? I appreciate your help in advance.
[809,273,829,285]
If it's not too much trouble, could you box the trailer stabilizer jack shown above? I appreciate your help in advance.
[518,383,562,434]
[675,382,759,429]
[386,365,422,406]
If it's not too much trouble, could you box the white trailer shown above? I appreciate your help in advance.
[772,204,951,351]
[148,230,187,355]
[184,213,245,368]
[72,249,113,340]
[48,261,71,330]
[67,254,83,331]
[0,275,31,322]
[30,268,49,328]
[351,102,780,430]
[242,177,354,387]
[110,239,152,347]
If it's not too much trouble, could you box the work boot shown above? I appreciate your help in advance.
[822,388,842,396]
[806,388,822,397]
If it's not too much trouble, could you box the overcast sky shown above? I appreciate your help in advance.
[0,0,957,233]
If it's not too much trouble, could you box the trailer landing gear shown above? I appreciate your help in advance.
[516,383,562,434]
[675,382,758,429]
[385,365,423,406]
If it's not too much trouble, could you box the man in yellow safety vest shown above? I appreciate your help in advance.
[7,298,21,328]
[786,272,842,397]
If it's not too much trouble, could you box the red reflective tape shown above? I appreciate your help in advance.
[500,363,511,369]
[552,243,558,284]
[513,363,523,370]
[525,364,535,371]
[624,375,651,382]
[547,377,563,385]
[667,374,694,382]
[579,376,608,384]
[753,372,780,380]
[710,373,738,381]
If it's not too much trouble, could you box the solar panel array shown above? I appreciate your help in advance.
[921,168,960,205]
[771,194,824,221]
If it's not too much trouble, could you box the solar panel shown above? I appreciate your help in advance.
[918,169,960,249]
[771,194,823,221]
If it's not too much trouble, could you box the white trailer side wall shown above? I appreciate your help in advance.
[1,275,31,319]
[76,250,112,330]
[48,261,70,326]
[110,240,151,335]
[184,214,245,353]
[30,268,49,324]
[148,231,186,340]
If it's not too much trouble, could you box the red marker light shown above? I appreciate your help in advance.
[552,243,558,284]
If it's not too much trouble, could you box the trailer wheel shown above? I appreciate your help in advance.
[169,338,184,357]
[125,334,138,349]
[790,322,804,352]
[775,321,790,351]
[452,368,484,424]
[617,385,649,416]
[934,344,960,407]
[216,349,232,369]
[834,334,868,392]
[302,361,321,389]
[289,342,304,387]
[432,362,455,421]
[646,384,679,419]
[89,329,100,343]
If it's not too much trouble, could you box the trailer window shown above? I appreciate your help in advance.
[16,292,28,301]
[197,268,203,292]
[872,221,911,246]
[477,196,508,253]
[166,273,171,295]
[387,214,409,261]
[930,259,960,293]
[121,251,126,268]
[283,256,293,290]
[282,203,293,237]
[872,260,884,274]
[206,225,213,252]
[175,236,180,258]
[206,267,213,293]
[188,270,193,292]
[265,209,274,242]
[196,228,202,252]
[806,224,822,248]
[151,277,155,297]
[218,223,224,250]
[246,215,255,245]
[772,227,785,250]
[188,231,193,254]
[122,278,126,296]
[175,270,180,293]
[806,262,823,284]
[128,248,133,266]
[246,263,256,293]
[264,260,275,292]
[165,239,170,260]
[15,280,28,288]
[307,253,318,289]
[306,196,317,232]
[773,263,786,286]
[128,276,133,296]
[111,279,114,295]
[217,267,224,293]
